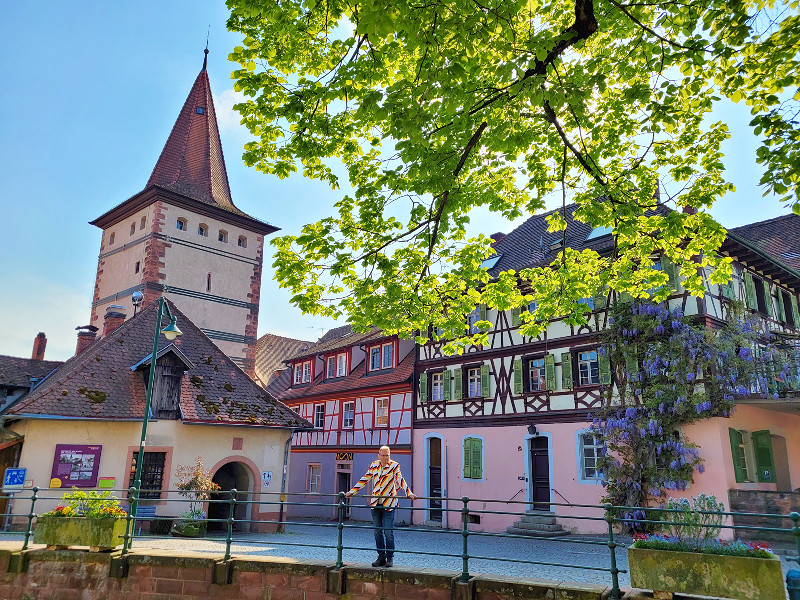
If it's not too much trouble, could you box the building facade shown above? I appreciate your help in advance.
[269,326,415,524]
[87,52,277,375]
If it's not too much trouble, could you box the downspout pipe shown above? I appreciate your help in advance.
[278,429,294,533]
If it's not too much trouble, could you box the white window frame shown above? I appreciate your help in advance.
[578,350,600,386]
[431,372,444,402]
[374,397,389,427]
[368,346,381,372]
[314,404,325,429]
[342,401,355,428]
[337,352,348,377]
[307,464,321,494]
[731,429,757,483]
[293,364,303,384]
[294,360,312,385]
[382,343,394,369]
[576,430,604,483]
[528,358,546,391]
[302,360,312,383]
[467,367,481,398]
[326,356,336,379]
[467,307,481,334]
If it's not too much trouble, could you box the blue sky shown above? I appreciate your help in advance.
[0,2,789,362]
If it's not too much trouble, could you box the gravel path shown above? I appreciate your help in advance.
[3,521,796,592]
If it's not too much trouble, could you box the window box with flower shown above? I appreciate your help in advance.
[33,489,128,551]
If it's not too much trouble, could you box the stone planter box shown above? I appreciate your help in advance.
[628,546,786,600]
[33,516,127,550]
[171,519,207,538]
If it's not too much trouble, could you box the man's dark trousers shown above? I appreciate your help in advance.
[371,507,395,560]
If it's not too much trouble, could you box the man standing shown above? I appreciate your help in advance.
[346,446,416,567]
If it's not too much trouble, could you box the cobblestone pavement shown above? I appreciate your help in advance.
[2,521,796,591]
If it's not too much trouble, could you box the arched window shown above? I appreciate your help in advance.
[238,236,247,248]
[206,273,212,292]
[130,222,136,236]
[198,223,208,237]
[176,218,187,231]
[109,232,115,245]
[140,216,146,230]
[218,229,228,243]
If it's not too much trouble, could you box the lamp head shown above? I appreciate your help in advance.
[161,317,182,341]
[527,424,537,436]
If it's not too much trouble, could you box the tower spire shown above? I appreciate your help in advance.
[202,32,209,71]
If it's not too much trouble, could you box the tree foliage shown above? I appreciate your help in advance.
[226,0,799,344]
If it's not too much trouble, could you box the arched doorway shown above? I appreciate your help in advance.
[209,462,252,531]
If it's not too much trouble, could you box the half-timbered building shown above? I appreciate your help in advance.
[412,206,800,534]
[269,326,415,523]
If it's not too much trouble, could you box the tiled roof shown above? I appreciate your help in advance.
[6,300,311,429]
[254,333,314,386]
[0,356,62,389]
[284,326,388,362]
[269,351,415,402]
[730,214,800,271]
[488,202,670,276]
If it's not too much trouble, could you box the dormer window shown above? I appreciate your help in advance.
[294,360,312,384]
[326,352,348,379]
[368,342,395,372]
[196,107,205,115]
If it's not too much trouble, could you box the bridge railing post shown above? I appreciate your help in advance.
[604,503,621,600]
[224,488,237,562]
[22,487,38,551]
[336,492,345,569]
[460,497,470,583]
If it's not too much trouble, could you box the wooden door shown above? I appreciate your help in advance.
[428,437,443,522]
[529,436,550,511]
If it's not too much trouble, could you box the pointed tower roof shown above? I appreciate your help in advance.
[90,52,278,235]
[147,51,235,210]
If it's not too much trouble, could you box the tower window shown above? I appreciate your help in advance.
[218,230,228,243]
[135,261,140,274]
[198,223,208,237]
[238,236,247,248]
[109,232,115,245]
[176,218,187,231]
[130,222,136,236]
[207,273,212,292]
[196,107,205,115]
[140,216,146,230]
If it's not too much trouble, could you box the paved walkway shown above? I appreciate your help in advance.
[2,521,796,591]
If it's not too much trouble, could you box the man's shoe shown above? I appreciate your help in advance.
[372,557,386,567]
[385,558,393,567]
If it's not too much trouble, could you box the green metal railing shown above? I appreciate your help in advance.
[1,487,798,600]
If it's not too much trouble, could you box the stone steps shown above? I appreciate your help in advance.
[506,511,570,538]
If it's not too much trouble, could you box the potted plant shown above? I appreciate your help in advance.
[171,457,220,538]
[33,489,128,551]
[627,494,785,600]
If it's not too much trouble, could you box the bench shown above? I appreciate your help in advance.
[126,504,157,536]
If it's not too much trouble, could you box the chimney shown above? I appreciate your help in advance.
[75,326,98,355]
[102,305,127,338]
[31,332,47,361]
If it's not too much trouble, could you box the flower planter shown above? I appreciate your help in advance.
[171,519,207,538]
[628,546,786,600]
[33,516,127,550]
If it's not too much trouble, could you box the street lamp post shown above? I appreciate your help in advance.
[126,297,182,550]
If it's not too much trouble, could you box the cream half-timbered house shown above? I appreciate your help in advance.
[413,206,800,534]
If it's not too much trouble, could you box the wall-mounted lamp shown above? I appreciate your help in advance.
[527,424,537,436]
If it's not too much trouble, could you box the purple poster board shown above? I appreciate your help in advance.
[50,444,102,488]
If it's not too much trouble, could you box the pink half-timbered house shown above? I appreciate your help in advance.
[269,326,415,522]
[413,206,800,535]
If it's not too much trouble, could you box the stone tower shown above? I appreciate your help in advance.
[88,50,277,376]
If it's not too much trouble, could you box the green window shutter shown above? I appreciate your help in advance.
[766,359,777,395]
[598,354,612,385]
[594,289,607,310]
[453,368,462,400]
[511,306,521,327]
[625,352,638,381]
[463,438,471,478]
[479,304,487,322]
[776,289,786,322]
[561,352,573,389]
[471,438,483,479]
[792,294,800,329]
[762,280,774,318]
[743,272,757,310]
[480,364,490,397]
[418,373,428,403]
[719,279,734,300]
[544,355,556,390]
[443,370,452,402]
[752,430,776,483]
[728,428,747,483]
[513,359,524,394]
[618,291,633,304]
[661,255,677,289]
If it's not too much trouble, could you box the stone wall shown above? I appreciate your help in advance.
[0,546,632,600]
[728,489,800,545]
